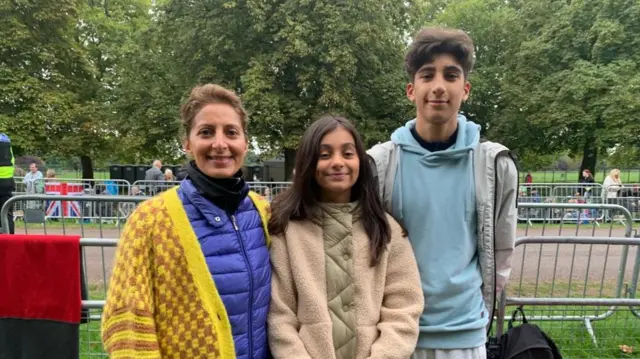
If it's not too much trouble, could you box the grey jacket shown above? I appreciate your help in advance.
[145,166,164,182]
[366,140,518,320]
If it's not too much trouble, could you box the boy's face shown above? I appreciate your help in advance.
[406,54,470,126]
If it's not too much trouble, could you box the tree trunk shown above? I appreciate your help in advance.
[579,138,597,179]
[80,155,94,179]
[284,148,296,181]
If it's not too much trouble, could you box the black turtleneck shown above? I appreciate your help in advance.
[186,161,249,214]
[410,125,458,152]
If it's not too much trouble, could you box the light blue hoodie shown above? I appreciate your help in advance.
[391,115,488,349]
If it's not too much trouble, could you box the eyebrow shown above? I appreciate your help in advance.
[197,123,240,129]
[418,64,463,74]
[320,143,356,149]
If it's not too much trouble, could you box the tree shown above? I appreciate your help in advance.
[491,0,640,178]
[71,0,152,177]
[107,7,184,164]
[240,0,415,178]
[150,0,413,177]
[0,0,155,178]
[0,0,93,158]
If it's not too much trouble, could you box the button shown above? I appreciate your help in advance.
[343,253,350,260]
[342,206,350,213]
[214,217,221,222]
[343,305,350,312]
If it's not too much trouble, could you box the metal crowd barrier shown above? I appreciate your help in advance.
[7,180,294,222]
[247,181,292,201]
[497,202,640,357]
[518,183,640,223]
[3,195,638,357]
[81,238,117,358]
[131,180,181,196]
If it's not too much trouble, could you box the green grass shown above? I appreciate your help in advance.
[499,307,640,358]
[527,170,640,184]
[79,286,108,358]
[79,280,639,358]
[80,321,106,358]
[16,170,111,180]
[500,282,640,358]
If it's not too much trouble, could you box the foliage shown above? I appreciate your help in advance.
[490,0,640,173]
[0,0,92,156]
[2,0,640,177]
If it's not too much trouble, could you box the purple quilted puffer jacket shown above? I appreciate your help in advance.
[178,179,271,359]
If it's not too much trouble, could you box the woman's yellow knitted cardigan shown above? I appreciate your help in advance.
[101,187,271,359]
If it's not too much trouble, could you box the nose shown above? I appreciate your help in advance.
[431,74,446,97]
[330,154,345,169]
[211,132,228,151]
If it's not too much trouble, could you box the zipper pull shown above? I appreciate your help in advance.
[230,215,239,230]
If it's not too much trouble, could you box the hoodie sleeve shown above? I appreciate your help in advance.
[494,154,518,293]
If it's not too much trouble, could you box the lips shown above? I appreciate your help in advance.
[207,155,234,166]
[327,173,347,179]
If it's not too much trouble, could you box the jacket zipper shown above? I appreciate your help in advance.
[230,214,254,356]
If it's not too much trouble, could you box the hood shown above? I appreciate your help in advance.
[389,114,480,221]
[391,114,480,166]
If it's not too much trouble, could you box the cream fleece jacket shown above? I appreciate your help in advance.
[268,210,423,359]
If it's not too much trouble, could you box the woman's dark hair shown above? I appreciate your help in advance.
[268,115,391,266]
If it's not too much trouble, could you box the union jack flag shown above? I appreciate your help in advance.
[45,182,85,218]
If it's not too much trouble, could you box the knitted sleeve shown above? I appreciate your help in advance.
[101,200,161,358]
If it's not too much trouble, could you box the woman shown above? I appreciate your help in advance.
[579,169,595,197]
[164,168,175,181]
[603,168,623,221]
[603,169,622,202]
[102,84,272,359]
[267,115,423,359]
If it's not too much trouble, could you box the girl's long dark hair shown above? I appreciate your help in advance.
[268,115,391,266]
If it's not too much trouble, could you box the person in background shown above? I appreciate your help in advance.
[0,133,15,234]
[144,159,164,195]
[603,169,622,203]
[24,162,43,194]
[525,172,533,184]
[262,187,272,202]
[13,167,24,177]
[102,83,272,358]
[130,185,146,196]
[145,159,164,181]
[579,169,595,198]
[164,168,175,181]
[268,115,423,359]
[45,169,56,179]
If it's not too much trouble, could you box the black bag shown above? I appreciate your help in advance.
[487,306,562,359]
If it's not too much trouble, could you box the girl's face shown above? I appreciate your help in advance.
[314,127,360,203]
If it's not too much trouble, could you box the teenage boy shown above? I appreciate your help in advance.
[367,27,518,359]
